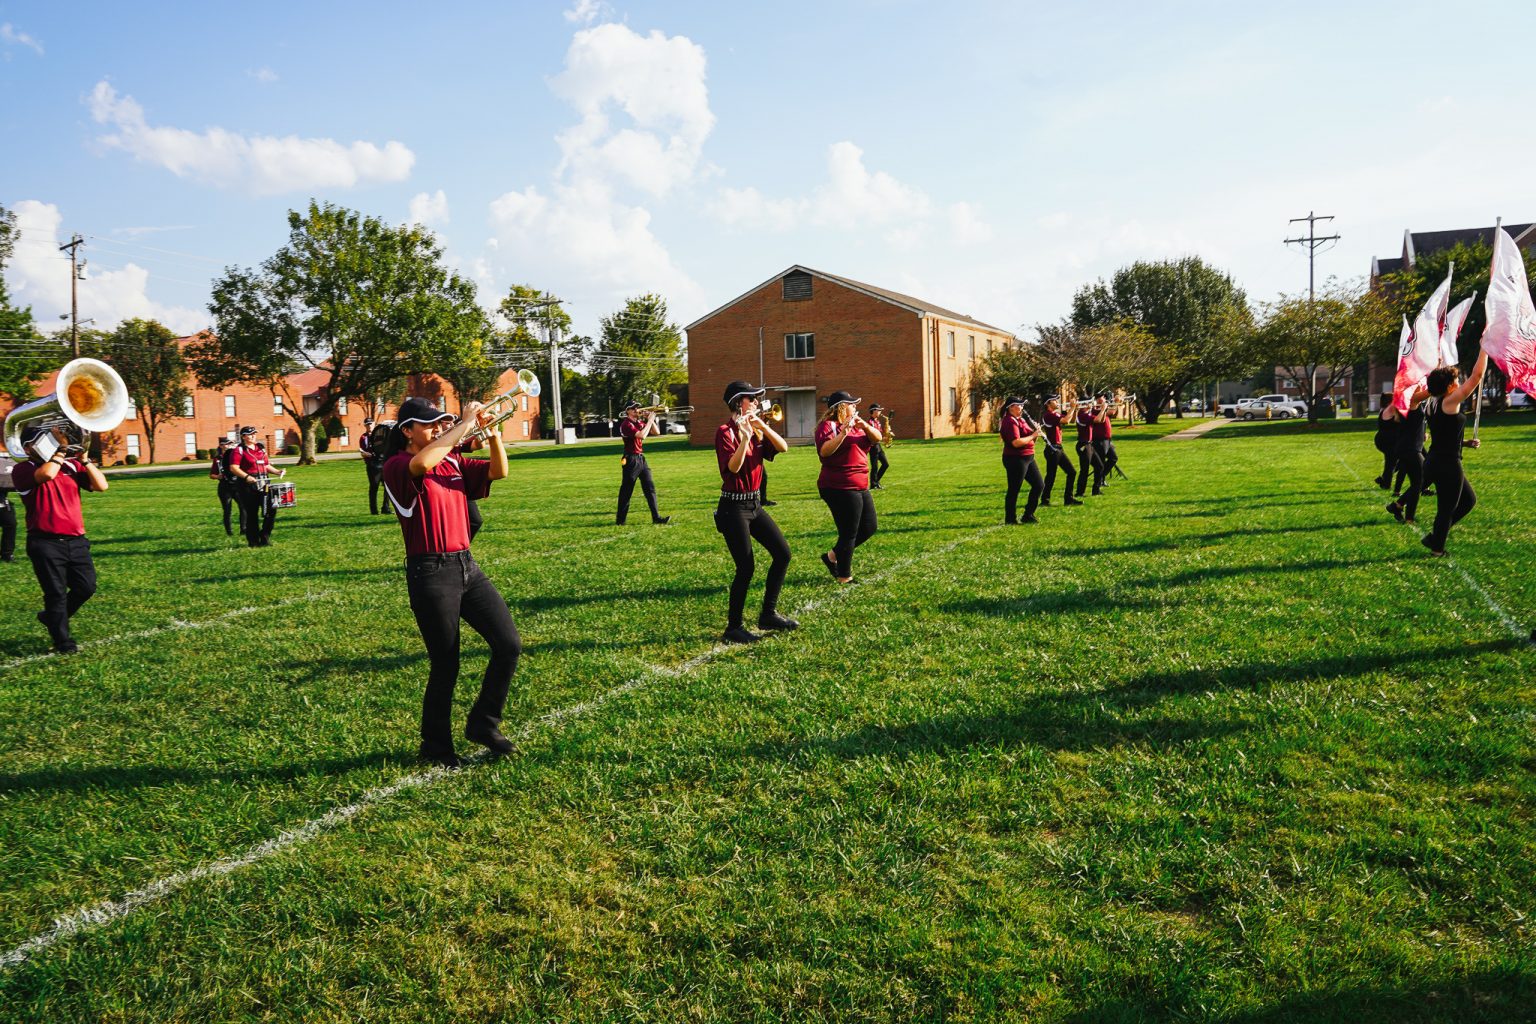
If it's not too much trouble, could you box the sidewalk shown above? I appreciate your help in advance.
[1160,417,1235,440]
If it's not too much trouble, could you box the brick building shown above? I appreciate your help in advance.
[685,266,1018,444]
[2,333,541,464]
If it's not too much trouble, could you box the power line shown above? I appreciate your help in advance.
[1284,211,1341,301]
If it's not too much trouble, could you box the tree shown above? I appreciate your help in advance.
[85,319,190,464]
[590,294,686,417]
[438,331,504,412]
[1070,257,1252,423]
[496,285,585,434]
[1252,282,1395,423]
[0,203,64,402]
[189,202,484,463]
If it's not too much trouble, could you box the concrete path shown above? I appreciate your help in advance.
[1159,417,1235,440]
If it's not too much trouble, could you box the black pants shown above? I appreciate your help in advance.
[617,454,661,523]
[819,487,878,578]
[0,497,16,560]
[1096,438,1118,478]
[467,499,483,540]
[27,533,96,648]
[1424,456,1476,551]
[1393,450,1425,520]
[217,480,244,536]
[714,497,790,629]
[1004,455,1043,522]
[366,459,386,515]
[869,444,889,486]
[759,468,770,505]
[1075,440,1105,495]
[237,483,275,547]
[1041,446,1075,501]
[1374,439,1397,485]
[406,550,521,755]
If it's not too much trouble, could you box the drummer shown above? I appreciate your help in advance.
[222,426,286,547]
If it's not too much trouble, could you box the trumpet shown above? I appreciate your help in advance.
[4,357,129,460]
[635,404,694,416]
[465,368,541,443]
[759,399,783,423]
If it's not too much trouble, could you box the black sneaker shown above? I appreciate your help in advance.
[1421,535,1445,557]
[418,746,463,770]
[761,500,778,507]
[1420,488,1434,497]
[757,611,799,631]
[870,484,883,490]
[54,640,79,655]
[1004,517,1018,525]
[1387,502,1404,523]
[722,626,760,645]
[1039,497,1051,506]
[1374,475,1389,489]
[1065,497,1083,506]
[465,726,516,756]
[652,516,671,525]
[821,552,840,579]
[1021,514,1039,524]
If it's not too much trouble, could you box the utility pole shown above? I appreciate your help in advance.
[59,233,86,355]
[1284,211,1340,301]
[544,292,565,445]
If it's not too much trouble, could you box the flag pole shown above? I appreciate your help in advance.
[1476,218,1500,441]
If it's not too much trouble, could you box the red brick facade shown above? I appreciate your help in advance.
[1,336,541,464]
[686,267,1017,444]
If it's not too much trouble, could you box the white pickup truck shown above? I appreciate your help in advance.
[1219,394,1309,419]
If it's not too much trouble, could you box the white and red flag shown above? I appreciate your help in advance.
[1482,226,1536,395]
[1393,268,1450,412]
[1440,294,1475,366]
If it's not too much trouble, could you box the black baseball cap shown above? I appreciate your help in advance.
[824,389,860,408]
[239,425,258,436]
[623,400,641,411]
[363,418,375,426]
[1002,396,1024,409]
[868,403,884,412]
[396,397,453,427]
[723,380,765,406]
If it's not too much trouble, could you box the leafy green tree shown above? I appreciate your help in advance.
[591,294,686,417]
[438,331,504,412]
[85,319,190,464]
[496,285,585,433]
[1071,257,1251,423]
[190,202,483,463]
[0,203,64,402]
[1250,282,1394,422]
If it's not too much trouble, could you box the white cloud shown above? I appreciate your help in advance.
[87,81,415,195]
[563,0,612,24]
[408,189,450,227]
[5,201,206,335]
[1,23,43,56]
[248,67,279,84]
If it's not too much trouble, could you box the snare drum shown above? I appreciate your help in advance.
[267,481,297,510]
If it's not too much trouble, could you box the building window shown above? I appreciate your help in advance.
[947,331,955,358]
[970,390,981,416]
[785,332,815,360]
[337,397,348,415]
[274,429,285,451]
[273,394,283,416]
[184,432,197,455]
[987,338,994,355]
[182,396,194,416]
[968,335,976,360]
[338,429,349,447]
[522,420,530,438]
[226,430,236,442]
[782,270,813,301]
[126,434,140,458]
[949,387,958,415]
[224,395,235,417]
[126,397,138,419]
[521,395,528,411]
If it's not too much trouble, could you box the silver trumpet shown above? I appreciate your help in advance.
[3,357,130,459]
[466,368,541,443]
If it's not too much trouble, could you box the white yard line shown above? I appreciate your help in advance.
[1333,450,1530,643]
[0,524,999,972]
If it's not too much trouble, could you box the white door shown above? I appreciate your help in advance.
[786,391,816,439]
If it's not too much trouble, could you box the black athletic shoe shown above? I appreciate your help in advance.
[762,500,778,507]
[1374,475,1389,489]
[757,611,799,631]
[418,746,463,770]
[1021,514,1039,524]
[1421,535,1446,557]
[54,640,79,655]
[821,552,840,578]
[870,484,883,490]
[465,726,516,756]
[722,626,760,645]
[1065,497,1084,506]
[652,516,671,525]
[1387,502,1404,523]
[1420,488,1434,497]
[1004,517,1018,525]
[1039,497,1051,506]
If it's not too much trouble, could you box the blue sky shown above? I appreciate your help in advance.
[4,0,1535,347]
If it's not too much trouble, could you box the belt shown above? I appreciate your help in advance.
[720,490,760,502]
[405,550,473,565]
[31,530,86,541]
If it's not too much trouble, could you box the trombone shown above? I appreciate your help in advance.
[634,404,695,416]
[465,368,541,444]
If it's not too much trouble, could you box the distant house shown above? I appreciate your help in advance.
[685,266,1018,444]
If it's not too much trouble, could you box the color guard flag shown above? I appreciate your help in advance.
[1440,294,1475,366]
[1483,226,1536,395]
[1394,269,1452,412]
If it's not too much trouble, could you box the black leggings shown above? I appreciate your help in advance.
[1393,451,1425,520]
[237,484,274,547]
[1424,457,1476,551]
[1004,455,1042,521]
[217,480,243,535]
[406,550,521,753]
[819,487,878,578]
[869,444,889,486]
[617,454,661,523]
[1075,440,1104,495]
[1041,446,1075,500]
[715,498,790,628]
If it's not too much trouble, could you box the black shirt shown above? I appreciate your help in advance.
[1425,398,1465,462]
[1395,405,1427,456]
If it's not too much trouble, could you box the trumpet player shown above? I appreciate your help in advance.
[816,389,881,583]
[13,424,108,654]
[1039,397,1080,507]
[867,403,892,489]
[382,397,519,768]
[617,401,670,526]
[716,381,795,644]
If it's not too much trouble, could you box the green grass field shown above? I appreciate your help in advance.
[1,416,1533,1022]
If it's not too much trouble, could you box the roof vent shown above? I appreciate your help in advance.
[782,270,812,301]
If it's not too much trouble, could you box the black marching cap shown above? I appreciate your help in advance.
[723,380,765,407]
[823,389,860,408]
[396,397,454,427]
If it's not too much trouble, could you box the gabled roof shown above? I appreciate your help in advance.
[1376,223,1535,275]
[686,264,1017,338]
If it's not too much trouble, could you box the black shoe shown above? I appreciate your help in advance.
[615,519,627,526]
[465,726,516,756]
[1039,497,1051,506]
[1387,502,1404,523]
[653,516,671,525]
[821,552,840,579]
[757,611,799,631]
[870,484,883,490]
[1004,517,1018,525]
[762,499,778,507]
[1021,514,1039,524]
[54,640,79,655]
[418,745,463,769]
[1374,475,1389,489]
[1421,535,1445,557]
[1420,488,1434,497]
[1092,488,1103,496]
[722,626,760,645]
[1065,498,1083,506]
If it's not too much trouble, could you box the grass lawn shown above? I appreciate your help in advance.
[0,415,1532,1022]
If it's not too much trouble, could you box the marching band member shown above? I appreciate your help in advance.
[1386,388,1429,524]
[360,417,388,515]
[0,453,17,563]
[12,425,107,653]
[1000,397,1043,524]
[1092,396,1119,482]
[1038,397,1081,507]
[1074,400,1105,497]
[1421,353,1487,556]
[210,437,244,537]
[715,380,795,644]
[867,403,892,489]
[815,389,881,583]
[223,426,285,547]
[382,396,519,767]
[1372,404,1401,490]
[616,401,670,526]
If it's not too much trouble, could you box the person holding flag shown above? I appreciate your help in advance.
[1420,352,1487,556]
[1482,226,1536,407]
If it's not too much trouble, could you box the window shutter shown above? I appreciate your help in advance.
[782,271,813,301]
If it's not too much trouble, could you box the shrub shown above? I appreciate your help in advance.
[125,454,139,465]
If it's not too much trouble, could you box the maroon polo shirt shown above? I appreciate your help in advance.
[715,422,776,493]
[1092,411,1113,442]
[224,443,271,478]
[815,420,872,490]
[382,451,492,555]
[1001,414,1034,458]
[12,459,89,536]
[621,417,645,456]
[1042,410,1064,447]
[1075,408,1095,441]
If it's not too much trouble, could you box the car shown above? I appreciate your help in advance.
[1510,389,1531,409]
[1180,398,1206,412]
[665,421,689,434]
